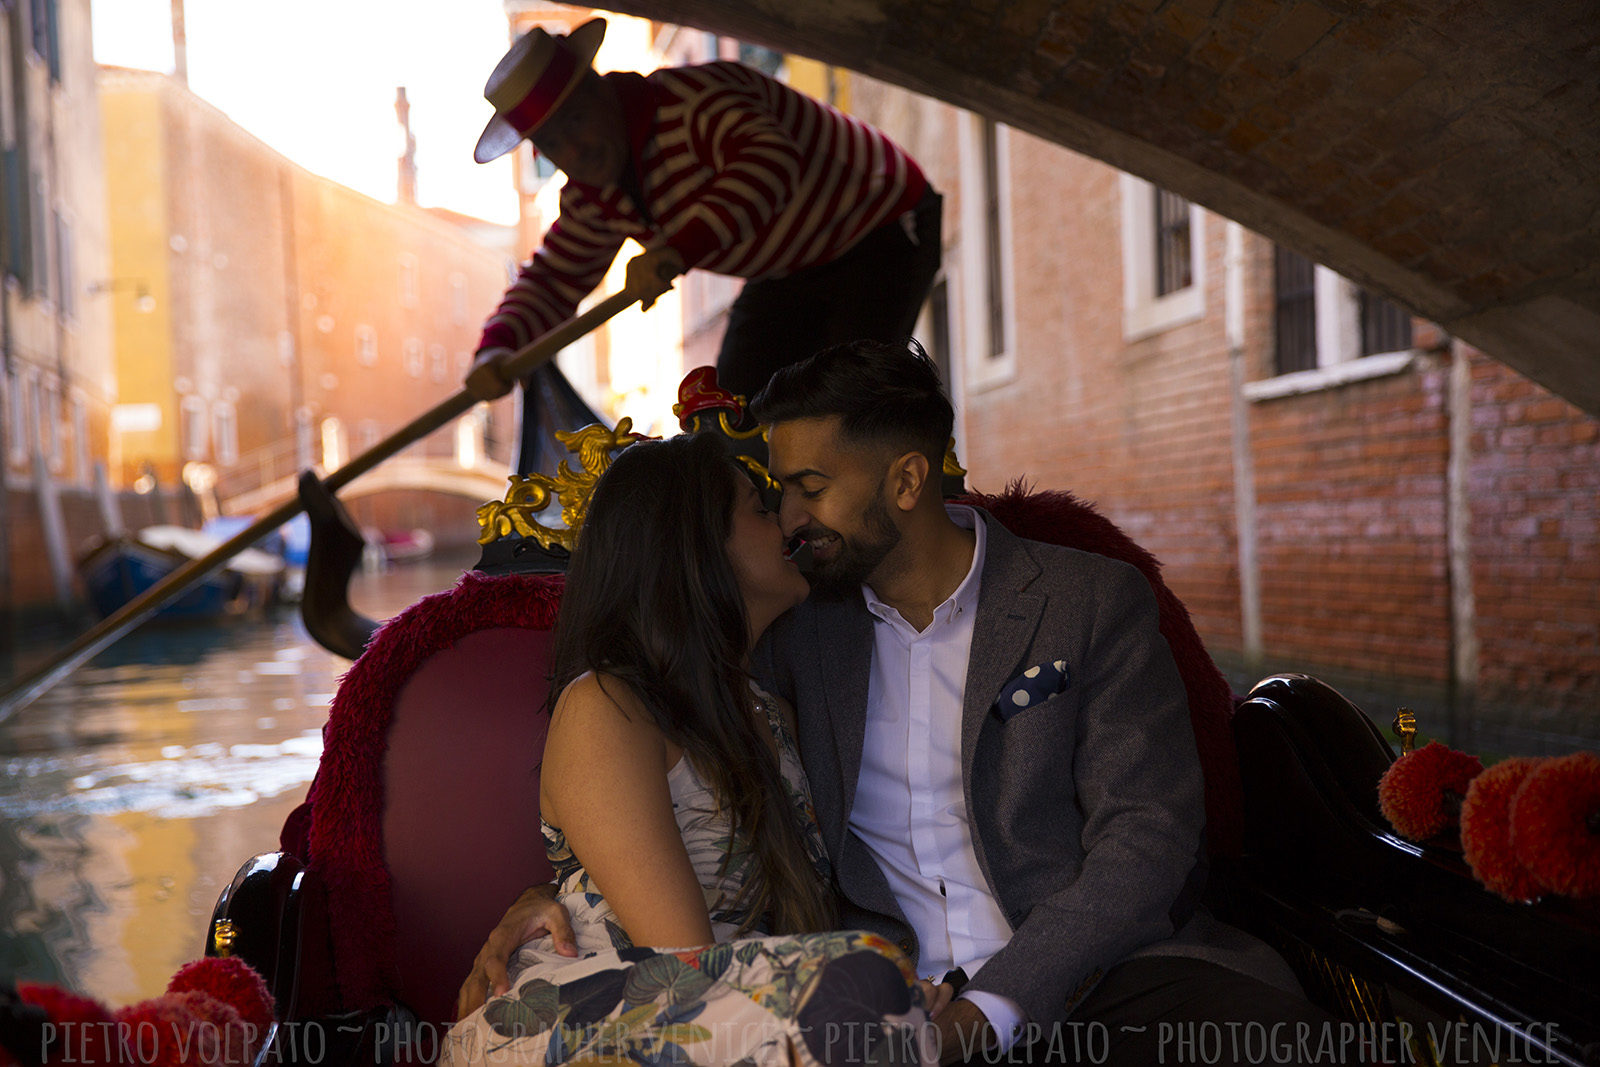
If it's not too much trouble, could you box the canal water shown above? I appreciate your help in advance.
[0,551,479,1007]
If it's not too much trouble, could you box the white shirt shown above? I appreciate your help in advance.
[850,505,1027,1048]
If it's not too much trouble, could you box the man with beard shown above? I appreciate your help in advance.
[460,341,1327,1064]
[742,340,1324,1064]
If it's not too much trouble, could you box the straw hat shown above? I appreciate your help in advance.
[474,18,607,164]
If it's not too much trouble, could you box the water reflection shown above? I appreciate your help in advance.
[0,553,475,1005]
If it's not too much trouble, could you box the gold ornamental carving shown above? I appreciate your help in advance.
[476,419,646,551]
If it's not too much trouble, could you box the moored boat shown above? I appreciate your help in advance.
[77,524,286,621]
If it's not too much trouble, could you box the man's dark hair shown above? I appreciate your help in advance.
[750,338,953,465]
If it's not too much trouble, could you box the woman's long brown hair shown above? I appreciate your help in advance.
[547,432,836,936]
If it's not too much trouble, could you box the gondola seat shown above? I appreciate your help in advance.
[211,570,564,1058]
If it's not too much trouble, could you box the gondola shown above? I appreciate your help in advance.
[190,366,1598,1067]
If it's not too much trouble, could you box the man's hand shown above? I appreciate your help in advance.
[931,998,993,1066]
[624,247,685,311]
[465,346,516,401]
[455,885,578,1021]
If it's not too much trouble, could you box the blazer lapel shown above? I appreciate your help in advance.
[961,515,1046,777]
[814,596,874,856]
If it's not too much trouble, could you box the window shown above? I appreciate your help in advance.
[40,375,59,471]
[2,147,24,286]
[404,338,424,377]
[27,0,58,80]
[355,324,378,366]
[1360,290,1413,356]
[1248,244,1419,399]
[430,343,448,383]
[180,395,208,460]
[1154,189,1193,296]
[1119,175,1205,340]
[54,209,72,320]
[956,113,1014,391]
[213,403,238,466]
[320,416,346,470]
[70,391,87,483]
[30,171,48,300]
[1273,245,1416,372]
[1273,247,1317,375]
[7,370,28,464]
[358,419,381,451]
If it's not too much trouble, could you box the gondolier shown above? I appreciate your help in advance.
[463,18,942,464]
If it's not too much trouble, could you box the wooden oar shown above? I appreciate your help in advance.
[0,286,645,724]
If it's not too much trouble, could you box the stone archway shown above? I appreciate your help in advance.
[602,0,1600,414]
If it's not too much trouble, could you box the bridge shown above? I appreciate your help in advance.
[208,431,518,520]
[219,455,516,518]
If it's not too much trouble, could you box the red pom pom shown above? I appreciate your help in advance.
[161,992,254,1066]
[1512,751,1600,898]
[1378,741,1483,840]
[113,995,204,1067]
[14,984,120,1066]
[166,958,275,1040]
[1461,757,1546,902]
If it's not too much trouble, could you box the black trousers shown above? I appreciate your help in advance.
[958,957,1341,1067]
[714,187,944,399]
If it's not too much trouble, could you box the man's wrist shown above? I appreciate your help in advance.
[958,990,1028,1054]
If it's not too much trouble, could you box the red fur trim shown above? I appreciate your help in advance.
[1378,741,1483,841]
[1512,752,1600,898]
[13,984,119,1066]
[166,958,274,1042]
[304,570,564,1012]
[1461,757,1546,902]
[955,483,1245,857]
[112,996,211,1067]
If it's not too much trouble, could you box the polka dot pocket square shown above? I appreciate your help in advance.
[993,660,1071,721]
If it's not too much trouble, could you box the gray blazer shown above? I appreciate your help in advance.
[758,510,1225,1027]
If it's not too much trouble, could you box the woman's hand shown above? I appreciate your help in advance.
[455,884,578,1021]
[916,978,955,1018]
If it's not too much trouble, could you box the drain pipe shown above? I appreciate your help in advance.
[1225,221,1263,679]
[1445,337,1477,747]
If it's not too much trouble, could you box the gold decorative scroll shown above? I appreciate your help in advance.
[476,418,644,551]
[943,438,967,479]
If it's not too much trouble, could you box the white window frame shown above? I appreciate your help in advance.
[404,337,424,377]
[180,394,208,460]
[1244,264,1417,400]
[1119,174,1205,341]
[430,343,448,383]
[956,112,1016,393]
[5,372,26,465]
[41,376,60,472]
[399,253,419,308]
[70,390,88,483]
[320,416,346,471]
[213,402,238,466]
[355,324,378,366]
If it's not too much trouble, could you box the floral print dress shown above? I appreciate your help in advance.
[442,685,933,1067]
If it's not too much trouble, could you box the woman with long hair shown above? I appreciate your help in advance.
[443,433,933,1067]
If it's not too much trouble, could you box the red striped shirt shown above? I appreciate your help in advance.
[478,62,927,353]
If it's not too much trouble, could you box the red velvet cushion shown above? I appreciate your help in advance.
[383,627,557,1030]
[303,571,564,1018]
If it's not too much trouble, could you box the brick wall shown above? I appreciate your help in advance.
[956,133,1245,652]
[1248,356,1452,692]
[849,71,1597,747]
[1468,353,1600,743]
[3,483,200,611]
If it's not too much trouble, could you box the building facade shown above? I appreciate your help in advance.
[98,68,515,552]
[843,75,1597,753]
[1,0,116,611]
